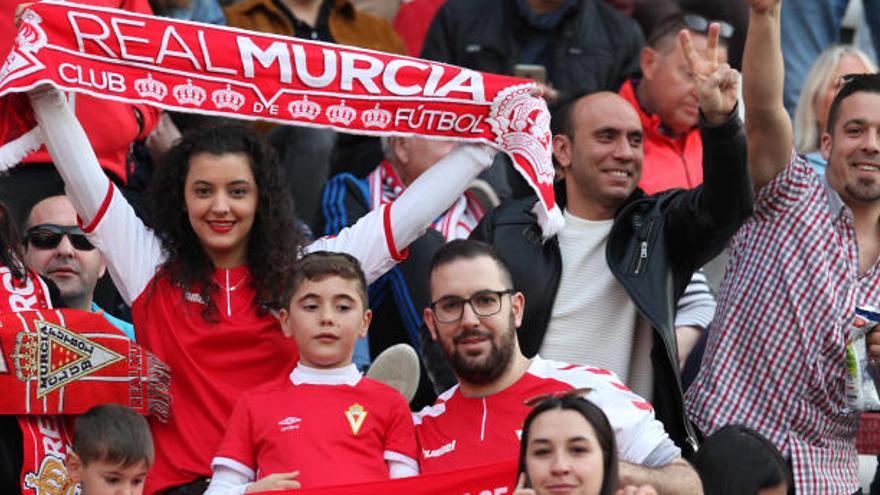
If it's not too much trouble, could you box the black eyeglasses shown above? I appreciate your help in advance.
[25,224,95,251]
[648,13,734,46]
[430,289,513,323]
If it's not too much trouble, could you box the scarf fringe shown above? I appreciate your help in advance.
[532,202,564,240]
[146,352,172,423]
[0,126,42,173]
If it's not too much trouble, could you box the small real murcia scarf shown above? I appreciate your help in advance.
[0,1,562,237]
[0,308,170,495]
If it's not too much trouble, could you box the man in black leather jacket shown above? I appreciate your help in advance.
[470,28,752,457]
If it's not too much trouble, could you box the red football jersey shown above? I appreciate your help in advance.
[133,266,299,493]
[82,184,409,494]
[214,373,417,489]
[414,357,675,474]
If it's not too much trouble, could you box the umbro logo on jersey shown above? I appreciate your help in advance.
[422,440,456,459]
[278,416,302,432]
[183,291,207,305]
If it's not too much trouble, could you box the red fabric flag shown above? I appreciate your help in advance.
[259,458,518,495]
[0,1,562,236]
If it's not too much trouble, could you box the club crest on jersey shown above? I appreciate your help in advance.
[344,403,368,435]
[13,320,124,397]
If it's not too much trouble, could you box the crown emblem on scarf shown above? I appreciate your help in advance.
[12,331,37,381]
[134,73,167,101]
[287,95,321,120]
[24,455,76,495]
[173,79,207,106]
[211,84,245,111]
[361,103,392,129]
[326,100,356,125]
[488,84,554,184]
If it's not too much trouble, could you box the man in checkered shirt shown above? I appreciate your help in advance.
[685,0,880,493]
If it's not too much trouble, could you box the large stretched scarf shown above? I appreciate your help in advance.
[0,308,170,495]
[0,1,562,236]
[273,458,518,495]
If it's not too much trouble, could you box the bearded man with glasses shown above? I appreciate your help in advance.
[22,195,134,339]
[413,240,701,495]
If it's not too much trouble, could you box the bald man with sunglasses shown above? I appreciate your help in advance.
[23,195,134,339]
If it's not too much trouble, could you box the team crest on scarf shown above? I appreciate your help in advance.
[487,84,554,185]
[344,403,368,435]
[13,320,125,398]
[23,454,78,495]
[0,9,47,86]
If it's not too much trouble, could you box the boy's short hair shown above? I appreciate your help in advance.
[283,251,368,308]
[73,404,154,467]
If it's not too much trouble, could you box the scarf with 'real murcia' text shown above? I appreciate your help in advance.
[0,1,563,237]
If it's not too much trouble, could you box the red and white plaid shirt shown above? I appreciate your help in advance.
[686,153,880,494]
[367,160,484,241]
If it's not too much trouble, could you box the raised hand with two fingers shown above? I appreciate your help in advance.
[678,23,740,126]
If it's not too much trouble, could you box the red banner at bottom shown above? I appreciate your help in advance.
[259,459,518,495]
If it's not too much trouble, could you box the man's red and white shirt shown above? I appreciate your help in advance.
[212,364,417,489]
[685,153,880,493]
[413,356,679,474]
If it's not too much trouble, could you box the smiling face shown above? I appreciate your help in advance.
[280,275,371,369]
[24,196,106,311]
[823,91,880,205]
[555,93,644,220]
[67,454,148,495]
[184,152,258,268]
[424,255,524,385]
[524,409,605,495]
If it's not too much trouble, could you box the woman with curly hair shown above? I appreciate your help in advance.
[28,87,495,495]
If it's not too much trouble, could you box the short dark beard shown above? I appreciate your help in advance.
[845,179,880,203]
[444,314,516,385]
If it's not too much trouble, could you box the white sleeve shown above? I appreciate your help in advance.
[587,379,680,467]
[535,360,680,467]
[385,450,419,478]
[673,269,716,330]
[305,144,493,284]
[205,458,255,495]
[28,88,163,305]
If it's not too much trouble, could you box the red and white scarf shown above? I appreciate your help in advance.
[368,160,484,241]
[0,308,170,495]
[0,1,562,237]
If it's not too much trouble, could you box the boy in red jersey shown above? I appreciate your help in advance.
[204,252,418,494]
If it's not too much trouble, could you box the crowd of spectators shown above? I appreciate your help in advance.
[2,0,880,494]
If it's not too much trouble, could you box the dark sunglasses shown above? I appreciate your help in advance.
[682,14,734,40]
[648,13,734,46]
[523,387,593,407]
[25,224,95,251]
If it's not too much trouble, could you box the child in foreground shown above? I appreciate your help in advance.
[67,404,154,495]
[205,252,418,494]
